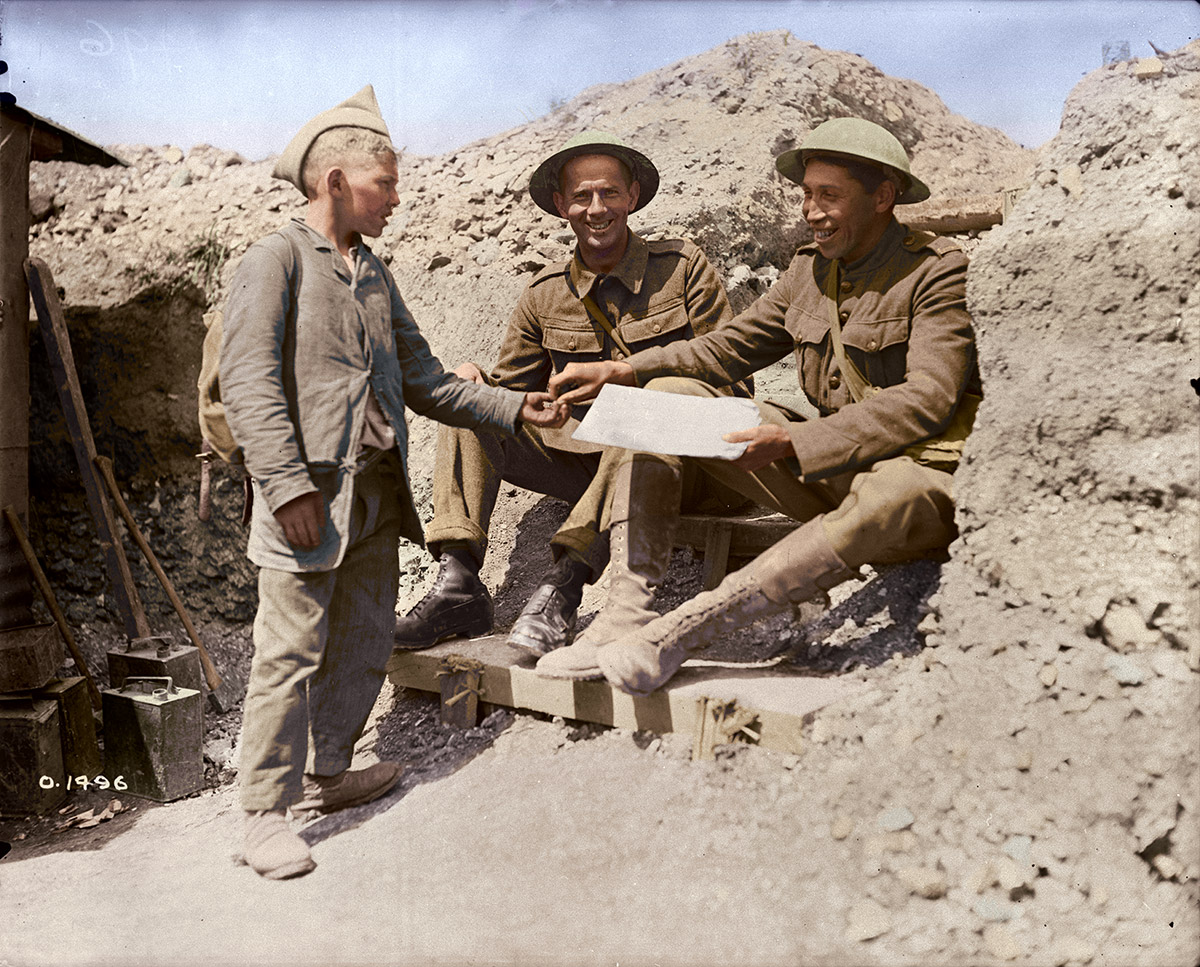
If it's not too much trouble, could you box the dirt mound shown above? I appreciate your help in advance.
[9,33,1200,965]
[25,30,1032,624]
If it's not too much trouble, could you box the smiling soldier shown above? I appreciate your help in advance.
[393,132,750,660]
[541,117,983,692]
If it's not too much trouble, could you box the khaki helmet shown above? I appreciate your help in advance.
[775,117,930,205]
[528,131,659,217]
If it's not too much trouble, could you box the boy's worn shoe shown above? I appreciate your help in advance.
[394,552,492,650]
[507,556,592,657]
[293,761,403,814]
[244,810,316,880]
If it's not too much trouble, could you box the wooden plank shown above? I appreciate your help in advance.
[387,636,862,756]
[700,519,733,590]
[676,512,798,560]
[25,258,151,641]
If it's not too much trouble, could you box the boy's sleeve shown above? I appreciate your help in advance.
[219,237,316,513]
[387,279,524,431]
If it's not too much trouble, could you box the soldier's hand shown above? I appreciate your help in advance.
[724,424,795,472]
[520,392,570,428]
[454,361,486,384]
[549,360,636,405]
[274,491,326,549]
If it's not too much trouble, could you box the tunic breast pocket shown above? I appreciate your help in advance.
[619,296,690,349]
[543,323,604,373]
[840,315,909,387]
[786,304,832,396]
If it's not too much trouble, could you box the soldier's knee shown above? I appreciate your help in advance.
[643,375,718,398]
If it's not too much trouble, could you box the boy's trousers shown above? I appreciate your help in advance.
[239,451,404,812]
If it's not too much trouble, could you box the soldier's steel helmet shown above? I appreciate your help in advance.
[528,131,659,217]
[775,117,930,205]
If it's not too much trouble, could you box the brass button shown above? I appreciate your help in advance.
[839,310,849,322]
[652,323,662,333]
[840,280,853,293]
[614,352,625,360]
[568,339,576,350]
[867,339,878,351]
[829,374,841,389]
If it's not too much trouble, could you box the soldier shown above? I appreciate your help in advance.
[539,117,982,691]
[393,132,749,660]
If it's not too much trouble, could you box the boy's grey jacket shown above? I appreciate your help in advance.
[221,219,524,571]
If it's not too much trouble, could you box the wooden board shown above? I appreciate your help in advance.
[387,635,862,756]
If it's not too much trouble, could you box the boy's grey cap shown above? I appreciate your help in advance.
[272,85,393,194]
[528,131,659,216]
[775,116,931,205]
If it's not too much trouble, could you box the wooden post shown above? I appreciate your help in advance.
[25,258,151,641]
[0,111,33,628]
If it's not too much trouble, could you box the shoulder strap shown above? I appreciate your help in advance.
[825,263,877,403]
[580,291,633,358]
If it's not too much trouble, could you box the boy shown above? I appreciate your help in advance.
[221,86,566,879]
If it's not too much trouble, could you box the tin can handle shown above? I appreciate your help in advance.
[122,675,177,695]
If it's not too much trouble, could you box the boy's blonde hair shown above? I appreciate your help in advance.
[302,127,396,199]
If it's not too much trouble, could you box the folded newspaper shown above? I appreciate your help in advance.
[571,384,762,459]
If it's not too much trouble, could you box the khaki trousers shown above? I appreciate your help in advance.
[640,377,958,568]
[239,453,404,812]
[426,419,745,581]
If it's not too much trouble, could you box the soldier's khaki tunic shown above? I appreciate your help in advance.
[426,231,748,575]
[624,218,982,568]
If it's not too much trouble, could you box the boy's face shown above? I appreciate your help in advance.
[340,154,400,238]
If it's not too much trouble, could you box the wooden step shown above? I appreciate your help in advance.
[386,635,862,758]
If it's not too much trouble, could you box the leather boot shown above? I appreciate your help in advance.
[243,810,316,880]
[507,555,593,657]
[292,761,403,814]
[535,458,681,680]
[598,517,857,695]
[393,547,492,650]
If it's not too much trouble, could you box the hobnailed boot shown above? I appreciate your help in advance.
[507,555,593,657]
[393,547,492,650]
[535,458,682,680]
[597,517,857,695]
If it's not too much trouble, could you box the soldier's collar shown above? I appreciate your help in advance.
[569,231,648,298]
[839,218,905,278]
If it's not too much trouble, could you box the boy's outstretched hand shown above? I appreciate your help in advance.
[547,360,636,406]
[520,392,570,428]
[274,491,326,548]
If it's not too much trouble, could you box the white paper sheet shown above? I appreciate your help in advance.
[570,384,762,459]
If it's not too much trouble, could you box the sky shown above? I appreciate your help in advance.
[1,0,1197,160]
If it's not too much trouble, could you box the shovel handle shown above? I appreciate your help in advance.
[93,456,223,693]
[2,505,104,710]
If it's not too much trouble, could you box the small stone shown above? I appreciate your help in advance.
[896,865,947,899]
[1133,56,1164,78]
[995,856,1027,890]
[863,831,917,856]
[1059,164,1083,196]
[169,168,192,189]
[965,862,993,894]
[1103,653,1146,686]
[1002,834,1034,869]
[1014,747,1034,771]
[831,815,854,840]
[1101,604,1158,652]
[845,898,892,942]
[984,924,1024,961]
[1152,853,1183,880]
[973,895,1019,922]
[878,806,914,832]
[427,254,452,270]
[1052,934,1097,965]
[1039,663,1058,687]
[162,145,184,164]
